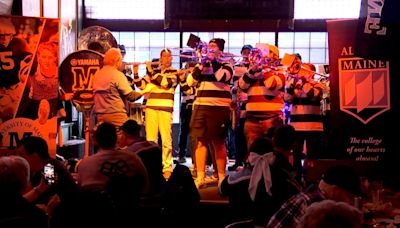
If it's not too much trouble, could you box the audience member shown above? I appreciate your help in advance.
[298,200,363,228]
[17,136,78,205]
[0,155,47,228]
[119,119,166,196]
[16,136,78,227]
[219,127,301,227]
[77,122,150,226]
[267,164,362,228]
[78,121,149,192]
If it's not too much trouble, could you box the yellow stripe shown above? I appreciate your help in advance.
[246,102,284,111]
[146,98,174,107]
[193,97,231,107]
[291,105,321,115]
[148,86,175,93]
[199,81,231,91]
[290,122,323,131]
[247,85,268,95]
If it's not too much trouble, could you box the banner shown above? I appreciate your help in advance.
[327,19,398,185]
[1,15,59,157]
[355,0,400,59]
[59,49,103,106]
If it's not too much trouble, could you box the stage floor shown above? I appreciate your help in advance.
[172,156,234,204]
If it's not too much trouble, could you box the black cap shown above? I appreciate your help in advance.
[120,119,141,136]
[118,44,126,54]
[322,165,362,196]
[209,38,225,51]
[241,44,253,54]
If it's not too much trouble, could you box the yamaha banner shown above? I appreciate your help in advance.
[327,19,399,187]
[59,49,103,105]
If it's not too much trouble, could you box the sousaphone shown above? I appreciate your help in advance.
[78,26,118,54]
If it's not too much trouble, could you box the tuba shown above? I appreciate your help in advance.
[78,26,118,54]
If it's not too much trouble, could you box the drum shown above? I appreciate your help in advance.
[129,102,144,125]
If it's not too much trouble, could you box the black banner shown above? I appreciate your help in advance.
[355,0,400,59]
[59,50,103,105]
[327,19,399,188]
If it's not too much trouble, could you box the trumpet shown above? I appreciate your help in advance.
[123,61,160,66]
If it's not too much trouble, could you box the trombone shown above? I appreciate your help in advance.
[282,53,329,80]
[288,61,328,78]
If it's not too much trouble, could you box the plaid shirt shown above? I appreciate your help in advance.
[266,184,325,228]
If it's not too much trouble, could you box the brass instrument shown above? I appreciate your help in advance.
[74,25,120,158]
[246,47,284,77]
[283,53,328,79]
[78,26,118,54]
[186,33,240,64]
[123,61,161,66]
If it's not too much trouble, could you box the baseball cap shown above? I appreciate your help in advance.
[321,164,362,196]
[241,44,253,54]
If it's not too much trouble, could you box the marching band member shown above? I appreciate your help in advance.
[228,44,253,171]
[133,49,179,180]
[284,63,324,183]
[239,44,285,154]
[133,58,159,124]
[177,62,197,165]
[187,38,234,188]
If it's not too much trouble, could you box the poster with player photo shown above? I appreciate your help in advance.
[0,15,59,158]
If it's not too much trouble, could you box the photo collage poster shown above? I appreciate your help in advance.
[0,15,60,158]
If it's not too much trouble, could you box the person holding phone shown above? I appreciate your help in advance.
[0,155,48,227]
[43,163,56,185]
[17,136,78,226]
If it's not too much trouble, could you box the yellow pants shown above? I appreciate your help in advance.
[145,108,173,172]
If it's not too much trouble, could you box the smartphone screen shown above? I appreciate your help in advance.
[43,163,55,185]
